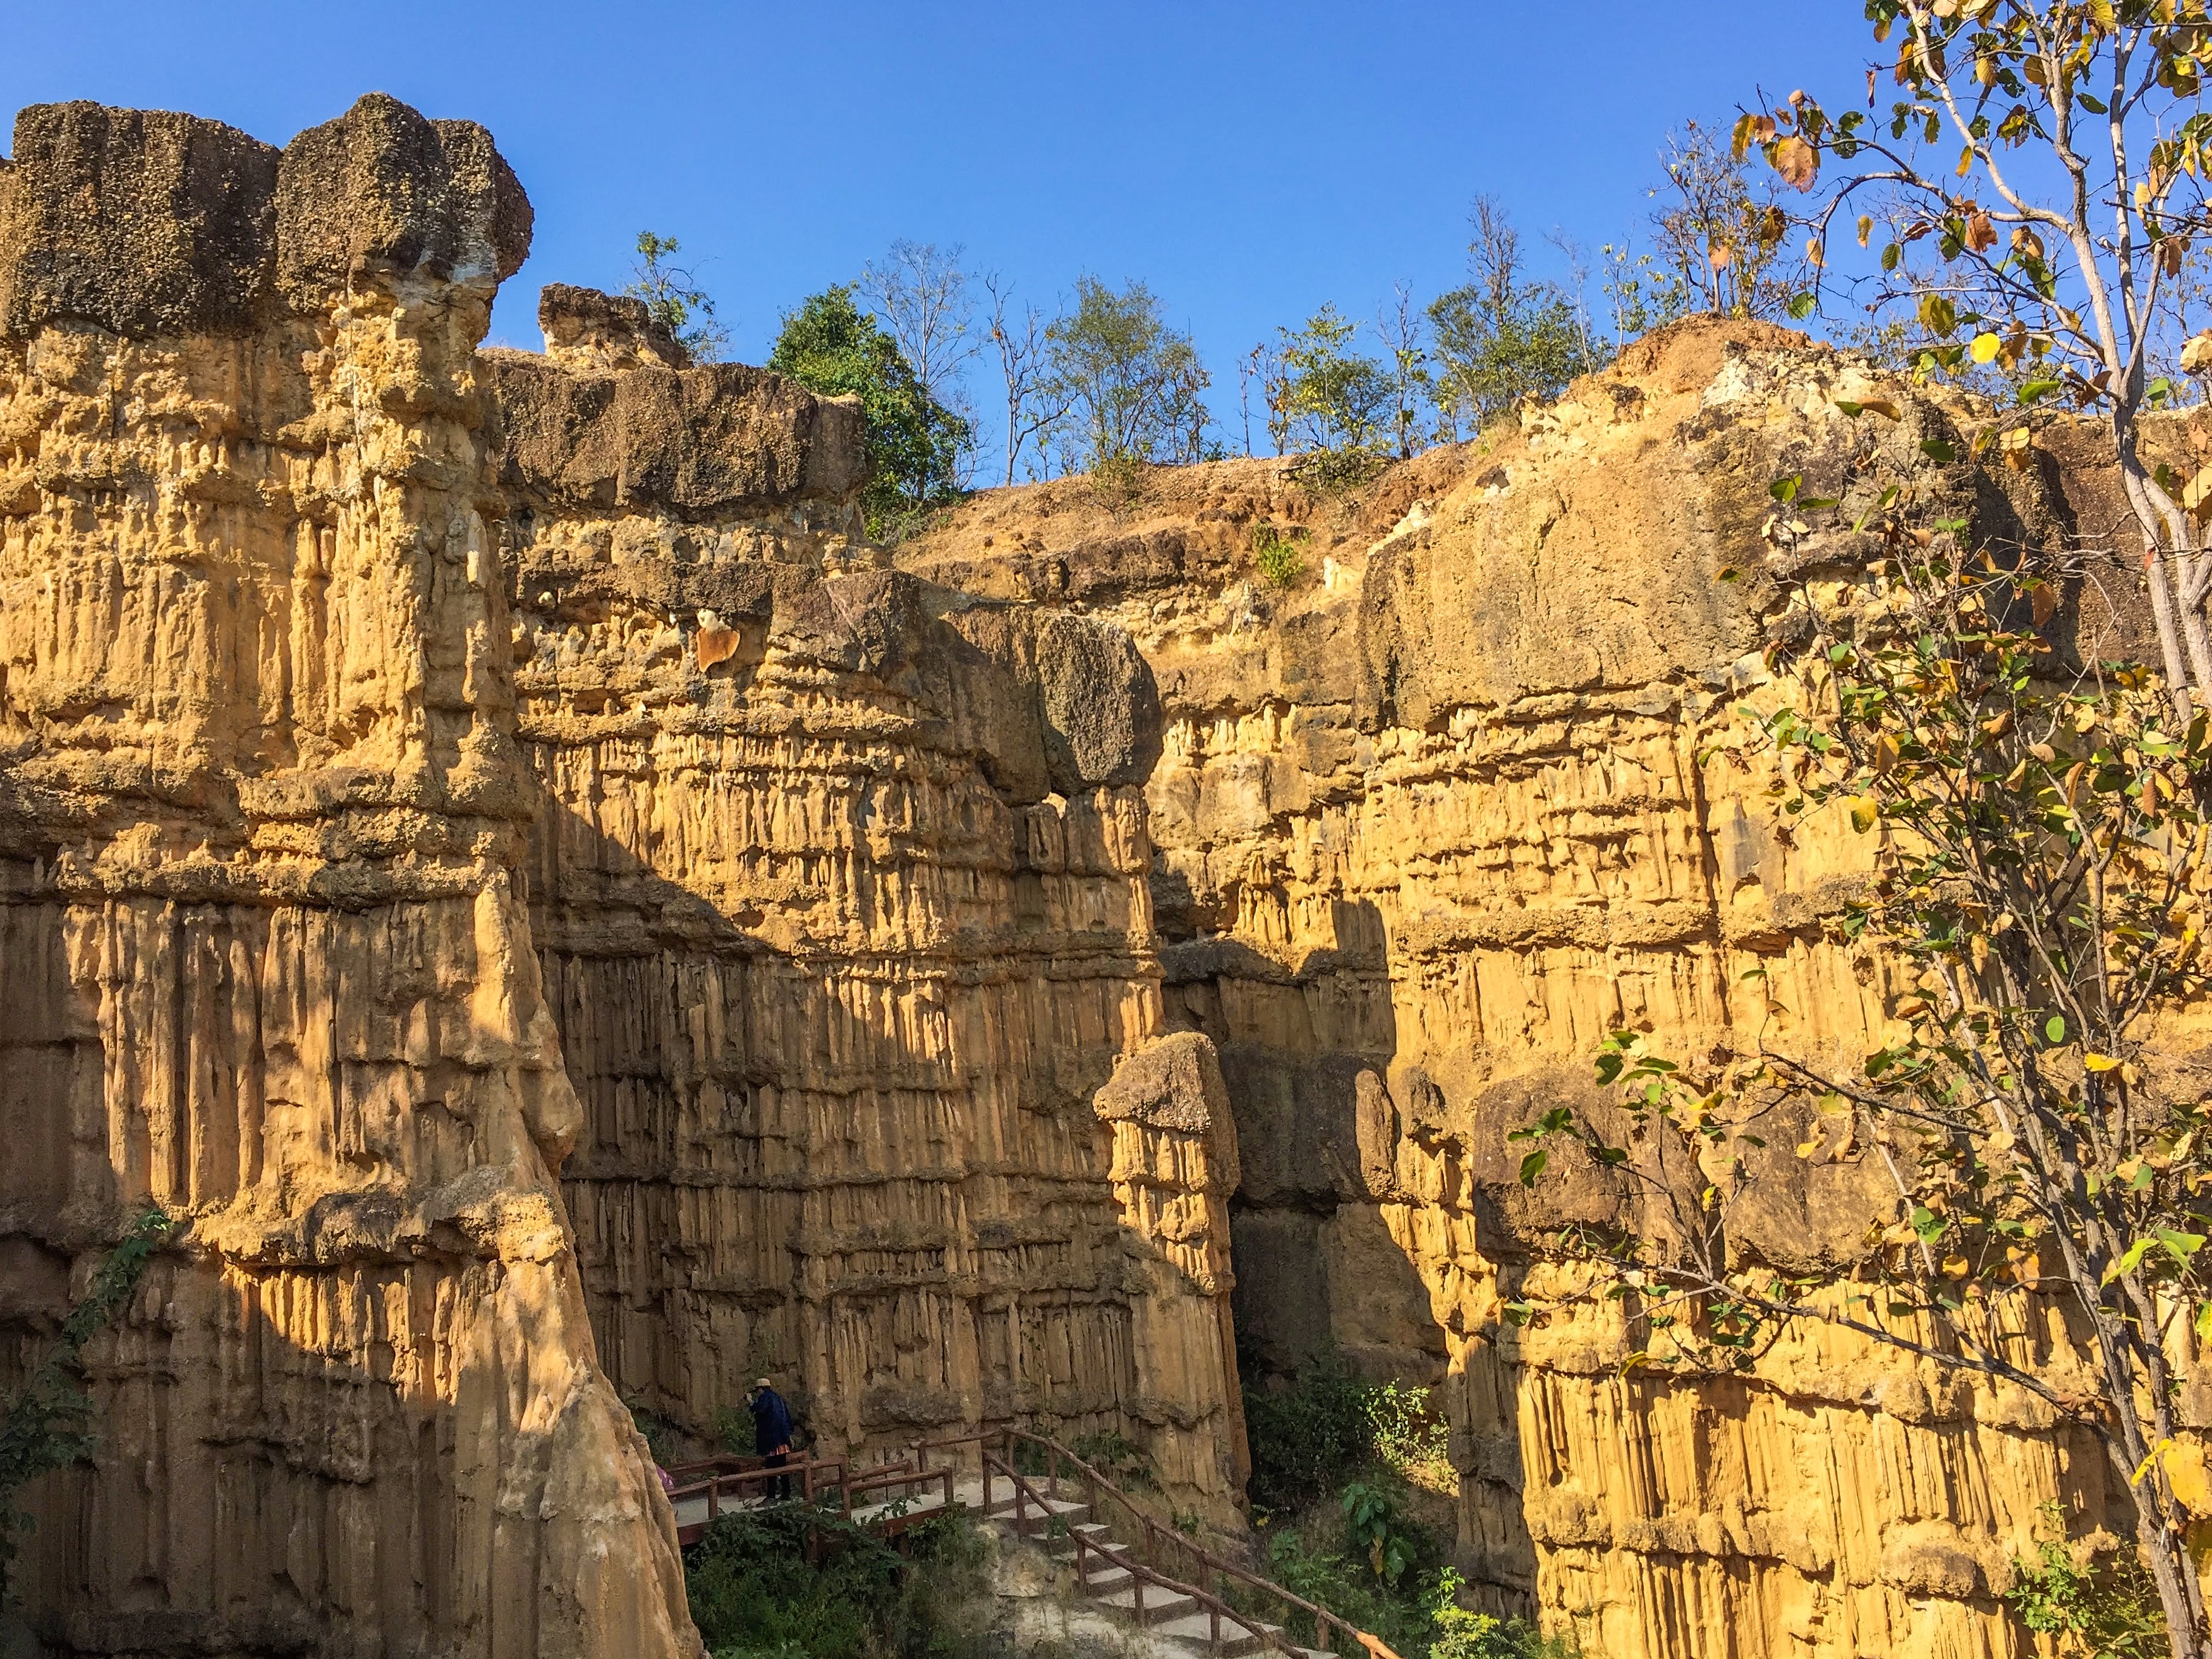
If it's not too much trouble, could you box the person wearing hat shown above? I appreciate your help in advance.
[748,1377,796,1501]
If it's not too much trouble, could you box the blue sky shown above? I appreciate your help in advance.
[1,1,1875,458]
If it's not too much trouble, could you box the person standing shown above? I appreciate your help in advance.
[748,1377,795,1501]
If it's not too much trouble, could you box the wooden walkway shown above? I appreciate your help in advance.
[666,1430,1408,1659]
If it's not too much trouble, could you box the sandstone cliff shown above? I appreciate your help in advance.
[3,87,2195,1659]
[899,321,2200,1659]
[0,96,1245,1657]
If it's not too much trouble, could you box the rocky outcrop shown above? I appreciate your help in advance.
[0,92,698,1659]
[492,328,1247,1509]
[897,319,2187,1658]
[0,92,1248,1658]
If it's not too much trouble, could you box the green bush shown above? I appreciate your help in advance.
[3,1208,175,1605]
[2005,1508,2167,1659]
[685,1506,994,1659]
[1068,1429,1155,1492]
[1252,523,1308,589]
[1242,1354,1373,1511]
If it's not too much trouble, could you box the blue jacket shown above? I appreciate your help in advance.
[749,1387,794,1454]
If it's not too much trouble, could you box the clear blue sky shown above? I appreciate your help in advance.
[1,1,1873,455]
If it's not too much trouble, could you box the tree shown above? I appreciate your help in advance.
[1375,282,1437,461]
[3,1208,174,1604]
[768,286,971,537]
[625,231,729,363]
[983,273,1071,487]
[1428,198,1596,437]
[1277,304,1393,457]
[1514,484,2212,1651]
[1750,1,2212,726]
[1597,240,1692,355]
[1242,339,1292,458]
[1040,276,1213,474]
[1649,119,1805,321]
[856,241,979,411]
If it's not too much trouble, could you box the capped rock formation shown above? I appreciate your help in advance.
[0,94,1242,1658]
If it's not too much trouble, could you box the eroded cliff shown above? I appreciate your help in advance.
[899,320,2201,1659]
[1,87,2191,1659]
[0,95,1244,1658]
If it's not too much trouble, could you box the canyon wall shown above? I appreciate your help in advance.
[0,95,1246,1658]
[899,321,2197,1659]
[487,285,1248,1505]
[2,87,2195,1659]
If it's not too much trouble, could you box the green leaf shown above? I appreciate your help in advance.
[1921,438,1957,463]
[1834,399,1864,418]
[1517,1150,1548,1188]
[1911,1206,1947,1244]
[1770,474,1802,504]
[2018,377,2064,403]
[2046,1015,2067,1044]
[1787,293,1818,320]
[2105,1237,2156,1284]
[2156,1228,2206,1265]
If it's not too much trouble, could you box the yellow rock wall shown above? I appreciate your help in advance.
[0,95,1256,1655]
[900,320,2165,1659]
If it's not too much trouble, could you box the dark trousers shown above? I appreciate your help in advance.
[764,1451,791,1501]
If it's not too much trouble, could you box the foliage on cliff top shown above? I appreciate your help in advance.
[1038,276,1212,475]
[770,286,972,540]
[1,1208,176,1604]
[627,231,729,363]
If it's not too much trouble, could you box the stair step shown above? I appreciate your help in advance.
[1090,1584,1198,1625]
[986,1495,1090,1533]
[1147,1611,1286,1655]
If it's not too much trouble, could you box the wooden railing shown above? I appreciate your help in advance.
[982,1445,1298,1659]
[913,1427,1404,1659]
[664,1451,952,1536]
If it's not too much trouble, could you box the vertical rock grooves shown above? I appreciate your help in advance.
[0,94,1251,1656]
[0,96,688,1657]
[486,320,1247,1502]
[894,323,2198,1659]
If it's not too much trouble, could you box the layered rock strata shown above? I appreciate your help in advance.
[0,95,698,1658]
[486,289,1246,1504]
[898,321,2195,1659]
[0,92,1249,1658]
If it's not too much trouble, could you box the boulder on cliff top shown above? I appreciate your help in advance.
[539,281,691,372]
[0,102,279,338]
[0,92,531,339]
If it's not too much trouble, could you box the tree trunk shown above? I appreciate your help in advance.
[2129,1478,2208,1659]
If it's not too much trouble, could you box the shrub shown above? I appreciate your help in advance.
[1069,1429,1155,1492]
[2,1208,175,1605]
[1242,1354,1373,1511]
[685,1506,993,1659]
[1366,1382,1454,1495]
[2005,1509,2167,1659]
[1252,523,1308,589]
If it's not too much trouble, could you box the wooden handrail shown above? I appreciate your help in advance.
[988,1428,1399,1659]
[983,1448,1296,1659]
[876,1427,1405,1659]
